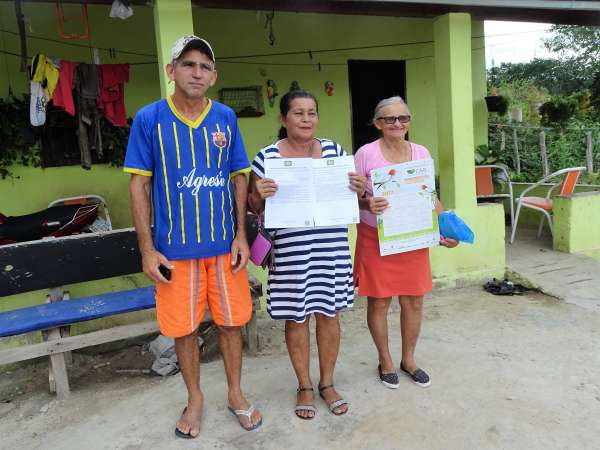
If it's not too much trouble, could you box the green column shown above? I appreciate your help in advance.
[153,0,195,97]
[434,13,477,211]
[471,20,488,148]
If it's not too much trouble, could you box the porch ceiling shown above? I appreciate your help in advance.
[192,0,600,26]
[5,0,600,25]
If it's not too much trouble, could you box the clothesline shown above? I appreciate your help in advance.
[0,29,155,58]
[0,27,493,63]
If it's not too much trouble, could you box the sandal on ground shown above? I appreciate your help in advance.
[400,362,431,388]
[174,407,200,439]
[483,278,529,296]
[318,384,349,416]
[294,386,317,420]
[227,404,263,431]
[378,364,400,389]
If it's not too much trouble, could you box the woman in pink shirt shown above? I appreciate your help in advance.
[354,96,457,389]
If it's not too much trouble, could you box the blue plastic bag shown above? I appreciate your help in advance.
[438,211,475,244]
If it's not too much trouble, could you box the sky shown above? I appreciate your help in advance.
[484,21,555,68]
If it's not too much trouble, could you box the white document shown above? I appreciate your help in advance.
[370,158,440,256]
[264,156,360,228]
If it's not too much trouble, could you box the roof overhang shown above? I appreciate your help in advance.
[6,1,600,25]
[193,0,600,25]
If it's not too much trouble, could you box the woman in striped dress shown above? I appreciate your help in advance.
[248,90,366,419]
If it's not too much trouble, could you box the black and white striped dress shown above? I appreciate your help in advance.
[251,139,355,322]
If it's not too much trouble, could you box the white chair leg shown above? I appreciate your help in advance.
[510,202,522,244]
[537,215,546,239]
[547,214,553,236]
[508,197,515,229]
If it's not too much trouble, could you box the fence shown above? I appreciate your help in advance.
[488,123,600,183]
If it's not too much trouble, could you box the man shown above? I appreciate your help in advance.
[124,35,262,438]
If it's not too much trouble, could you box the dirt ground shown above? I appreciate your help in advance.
[1,286,599,450]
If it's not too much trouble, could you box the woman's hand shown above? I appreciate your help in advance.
[440,236,459,248]
[256,178,278,199]
[348,172,367,197]
[368,196,389,215]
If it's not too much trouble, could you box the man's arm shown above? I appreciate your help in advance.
[230,172,250,272]
[129,174,171,282]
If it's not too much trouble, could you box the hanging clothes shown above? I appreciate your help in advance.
[31,54,59,98]
[52,60,80,116]
[97,63,129,127]
[74,63,103,170]
[29,80,49,127]
[29,54,59,126]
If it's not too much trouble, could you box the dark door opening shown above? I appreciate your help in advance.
[348,60,407,152]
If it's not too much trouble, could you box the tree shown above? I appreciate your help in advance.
[543,25,600,72]
[488,58,591,95]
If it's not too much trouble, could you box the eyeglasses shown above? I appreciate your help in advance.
[376,115,412,124]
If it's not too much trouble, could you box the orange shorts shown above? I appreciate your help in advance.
[155,254,252,337]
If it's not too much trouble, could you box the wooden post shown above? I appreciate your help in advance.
[60,291,73,367]
[44,287,70,400]
[14,0,28,74]
[586,131,594,174]
[539,130,549,177]
[512,127,521,174]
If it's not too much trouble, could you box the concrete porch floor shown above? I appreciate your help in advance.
[507,226,600,311]
[1,230,599,449]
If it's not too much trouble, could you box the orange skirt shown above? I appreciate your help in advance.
[354,223,432,298]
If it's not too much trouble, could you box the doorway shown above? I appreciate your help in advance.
[347,60,407,152]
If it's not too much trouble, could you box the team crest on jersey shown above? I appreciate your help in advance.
[212,131,227,148]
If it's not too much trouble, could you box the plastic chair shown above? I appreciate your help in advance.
[475,165,514,227]
[509,167,585,244]
[48,195,112,232]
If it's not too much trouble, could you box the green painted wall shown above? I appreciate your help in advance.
[553,191,600,254]
[431,203,505,286]
[196,8,438,157]
[1,5,501,346]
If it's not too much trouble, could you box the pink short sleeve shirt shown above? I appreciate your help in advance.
[354,139,432,227]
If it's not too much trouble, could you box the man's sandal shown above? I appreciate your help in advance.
[174,407,200,439]
[227,404,263,431]
[294,386,317,420]
[318,384,349,416]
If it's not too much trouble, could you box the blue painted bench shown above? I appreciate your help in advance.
[0,286,155,338]
[0,229,261,400]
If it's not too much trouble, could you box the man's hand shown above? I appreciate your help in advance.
[230,235,250,273]
[141,248,173,283]
[368,196,389,215]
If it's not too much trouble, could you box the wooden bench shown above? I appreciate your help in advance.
[0,228,261,400]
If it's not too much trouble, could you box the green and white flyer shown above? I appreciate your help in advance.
[370,158,440,256]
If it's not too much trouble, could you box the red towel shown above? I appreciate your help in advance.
[52,60,79,116]
[97,64,129,127]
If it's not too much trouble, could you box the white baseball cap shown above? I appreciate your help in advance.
[171,35,215,64]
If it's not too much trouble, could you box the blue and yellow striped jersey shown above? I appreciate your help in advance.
[124,97,250,260]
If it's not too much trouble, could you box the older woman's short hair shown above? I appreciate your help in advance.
[372,96,410,124]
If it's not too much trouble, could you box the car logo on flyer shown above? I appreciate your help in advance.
[212,131,227,148]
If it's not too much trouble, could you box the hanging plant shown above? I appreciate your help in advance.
[539,97,577,127]
[485,95,509,116]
